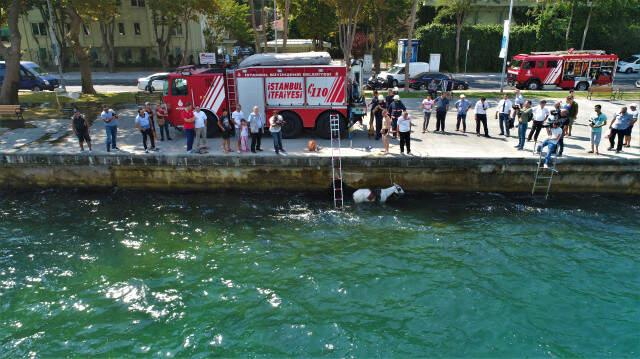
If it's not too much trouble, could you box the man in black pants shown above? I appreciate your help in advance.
[434,92,450,133]
[388,94,406,139]
[474,97,489,137]
[528,100,548,142]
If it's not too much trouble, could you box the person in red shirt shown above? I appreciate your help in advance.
[181,103,196,153]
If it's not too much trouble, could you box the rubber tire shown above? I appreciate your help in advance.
[457,84,465,90]
[419,84,427,90]
[314,111,347,139]
[32,86,42,92]
[392,79,399,88]
[204,110,220,138]
[576,82,589,91]
[279,111,303,138]
[527,80,541,90]
[625,68,633,74]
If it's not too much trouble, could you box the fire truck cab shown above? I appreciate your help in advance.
[507,50,618,91]
[162,52,359,139]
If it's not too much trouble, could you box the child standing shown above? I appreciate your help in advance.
[239,119,249,152]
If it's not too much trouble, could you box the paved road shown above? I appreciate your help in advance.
[57,71,640,91]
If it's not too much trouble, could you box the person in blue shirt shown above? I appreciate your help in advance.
[100,105,119,152]
[588,104,607,155]
[434,92,450,133]
[454,94,470,133]
[135,107,156,153]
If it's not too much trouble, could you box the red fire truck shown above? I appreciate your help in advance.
[161,52,362,138]
[507,50,618,91]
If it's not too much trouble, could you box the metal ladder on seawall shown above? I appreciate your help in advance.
[330,113,344,209]
[225,70,237,110]
[531,143,558,200]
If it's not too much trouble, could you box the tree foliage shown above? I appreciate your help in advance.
[292,0,335,50]
[206,0,253,47]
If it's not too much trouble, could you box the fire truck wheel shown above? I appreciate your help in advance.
[526,80,541,90]
[204,111,220,138]
[575,82,589,91]
[279,111,303,138]
[315,111,347,139]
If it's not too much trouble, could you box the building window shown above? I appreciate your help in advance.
[118,23,125,36]
[31,22,47,36]
[130,0,145,7]
[134,23,141,35]
[170,24,183,36]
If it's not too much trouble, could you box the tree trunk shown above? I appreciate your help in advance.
[565,0,575,48]
[404,0,419,93]
[151,10,173,68]
[181,13,191,66]
[0,0,21,105]
[580,3,593,50]
[65,6,96,94]
[372,13,384,74]
[283,0,290,49]
[455,13,462,73]
[99,19,116,72]
[249,0,262,53]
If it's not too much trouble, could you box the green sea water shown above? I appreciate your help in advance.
[1,190,638,358]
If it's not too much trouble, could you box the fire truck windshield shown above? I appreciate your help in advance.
[510,60,522,69]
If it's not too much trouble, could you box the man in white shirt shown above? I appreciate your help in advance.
[232,105,245,153]
[474,97,489,137]
[497,94,513,137]
[397,111,412,155]
[193,105,208,150]
[527,100,549,142]
[536,120,563,168]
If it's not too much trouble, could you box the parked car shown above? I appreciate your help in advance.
[408,72,469,91]
[137,72,169,92]
[617,54,640,73]
[373,62,430,87]
[0,61,59,91]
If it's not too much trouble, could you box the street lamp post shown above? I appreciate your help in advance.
[499,0,514,93]
[273,0,277,53]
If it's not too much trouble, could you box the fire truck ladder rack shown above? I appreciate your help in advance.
[330,113,344,209]
[530,50,606,55]
[531,144,558,200]
[225,70,237,111]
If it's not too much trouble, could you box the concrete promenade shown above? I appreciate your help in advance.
[1,96,639,194]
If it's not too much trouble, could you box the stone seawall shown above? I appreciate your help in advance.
[1,153,638,194]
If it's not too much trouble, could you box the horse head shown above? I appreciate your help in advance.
[393,183,405,196]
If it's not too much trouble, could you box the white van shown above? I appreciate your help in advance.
[377,62,429,87]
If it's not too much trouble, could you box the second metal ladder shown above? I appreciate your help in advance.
[330,114,344,209]
[531,143,558,200]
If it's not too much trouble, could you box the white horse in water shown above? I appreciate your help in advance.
[353,184,405,204]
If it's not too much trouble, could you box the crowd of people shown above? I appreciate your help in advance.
[69,102,289,155]
[68,89,637,160]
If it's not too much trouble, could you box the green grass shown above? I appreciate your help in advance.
[18,91,146,105]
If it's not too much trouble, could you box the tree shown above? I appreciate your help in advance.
[293,0,335,50]
[324,0,367,65]
[278,0,291,49]
[435,0,471,73]
[206,0,253,47]
[580,0,594,50]
[248,0,262,52]
[404,0,419,93]
[365,0,411,73]
[96,0,119,72]
[149,0,180,68]
[62,1,98,94]
[0,0,21,104]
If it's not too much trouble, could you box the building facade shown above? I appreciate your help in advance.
[17,1,225,70]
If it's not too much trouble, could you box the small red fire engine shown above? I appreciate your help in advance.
[507,50,618,91]
[161,52,359,138]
